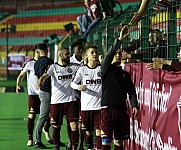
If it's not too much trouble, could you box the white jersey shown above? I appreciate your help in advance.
[71,65,102,111]
[21,59,38,95]
[47,62,79,104]
[70,54,83,65]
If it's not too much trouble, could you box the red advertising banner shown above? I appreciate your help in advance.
[124,63,181,150]
[8,53,25,70]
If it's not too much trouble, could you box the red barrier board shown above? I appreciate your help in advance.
[124,63,181,150]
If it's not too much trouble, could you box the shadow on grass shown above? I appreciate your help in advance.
[0,118,25,121]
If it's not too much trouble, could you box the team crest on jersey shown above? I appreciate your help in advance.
[67,68,73,73]
[97,71,101,77]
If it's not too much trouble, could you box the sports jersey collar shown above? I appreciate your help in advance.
[72,54,83,63]
[86,63,100,69]
[55,62,69,67]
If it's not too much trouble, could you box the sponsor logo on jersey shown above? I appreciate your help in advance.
[58,74,72,80]
[86,79,101,84]
[67,68,73,73]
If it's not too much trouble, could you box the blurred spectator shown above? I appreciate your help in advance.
[80,0,105,42]
[148,29,167,59]
[123,28,167,62]
[98,54,103,64]
[146,43,181,71]
[130,0,176,24]
[77,0,93,34]
[153,0,177,10]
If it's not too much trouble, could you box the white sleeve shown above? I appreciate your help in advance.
[71,67,82,89]
[70,82,79,90]
[46,64,54,76]
[22,61,30,72]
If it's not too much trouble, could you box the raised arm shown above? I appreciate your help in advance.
[146,58,172,70]
[129,0,151,25]
[101,25,129,73]
[101,40,122,73]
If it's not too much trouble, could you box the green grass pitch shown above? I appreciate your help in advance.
[0,85,69,150]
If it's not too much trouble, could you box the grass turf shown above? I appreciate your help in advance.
[0,88,69,150]
[0,80,115,150]
[0,79,27,87]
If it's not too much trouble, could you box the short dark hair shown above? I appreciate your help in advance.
[86,45,98,50]
[58,47,69,52]
[71,41,83,50]
[35,43,48,51]
[85,45,98,53]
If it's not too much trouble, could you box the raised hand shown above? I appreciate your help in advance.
[118,25,129,41]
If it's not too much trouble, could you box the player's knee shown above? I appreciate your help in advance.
[86,131,93,136]
[102,138,112,146]
[77,16,81,21]
[28,113,36,119]
[79,122,82,128]
[96,129,101,136]
[114,140,123,146]
[81,123,86,130]
[70,122,78,131]
[52,125,60,128]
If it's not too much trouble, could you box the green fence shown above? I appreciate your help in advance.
[1,0,181,80]
[63,0,181,61]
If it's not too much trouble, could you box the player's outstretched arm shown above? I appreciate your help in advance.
[129,0,151,25]
[146,58,172,70]
[146,62,163,70]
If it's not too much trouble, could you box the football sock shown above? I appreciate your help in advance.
[85,134,93,149]
[96,136,102,149]
[114,145,123,150]
[27,118,34,140]
[102,145,111,150]
[71,130,79,150]
[52,127,60,150]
